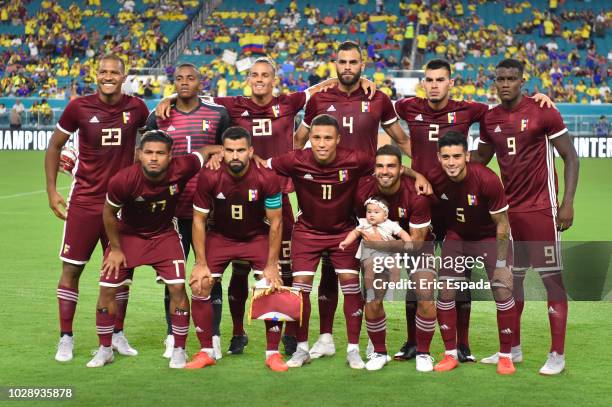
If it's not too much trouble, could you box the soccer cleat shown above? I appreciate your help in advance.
[309,334,335,359]
[282,335,297,356]
[366,339,374,359]
[212,335,223,360]
[497,356,516,375]
[185,351,216,369]
[265,353,289,372]
[112,331,138,356]
[481,347,523,364]
[539,352,565,375]
[365,353,390,371]
[457,344,476,363]
[415,354,434,372]
[393,341,417,361]
[55,335,74,362]
[227,335,248,355]
[346,349,365,369]
[86,346,114,368]
[169,348,187,369]
[163,334,174,359]
[434,354,459,372]
[286,348,311,368]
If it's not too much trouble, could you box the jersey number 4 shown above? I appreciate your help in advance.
[101,128,122,146]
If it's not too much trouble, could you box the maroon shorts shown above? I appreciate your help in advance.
[60,205,107,265]
[509,208,562,274]
[99,231,186,287]
[439,233,497,281]
[291,225,360,277]
[207,232,268,278]
[280,194,295,265]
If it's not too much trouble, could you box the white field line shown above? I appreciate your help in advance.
[0,186,70,200]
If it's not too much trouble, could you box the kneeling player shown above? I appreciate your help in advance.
[189,126,288,371]
[427,132,517,375]
[87,130,218,368]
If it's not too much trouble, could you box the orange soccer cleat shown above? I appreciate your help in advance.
[497,356,516,375]
[265,353,289,372]
[185,351,216,369]
[434,354,459,372]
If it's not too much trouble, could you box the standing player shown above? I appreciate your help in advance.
[44,53,149,362]
[393,58,554,362]
[472,59,579,375]
[146,62,230,359]
[268,114,373,369]
[188,127,287,372]
[293,41,414,358]
[87,130,219,368]
[425,131,517,375]
[354,145,435,371]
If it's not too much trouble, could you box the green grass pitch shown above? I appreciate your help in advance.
[1,151,611,406]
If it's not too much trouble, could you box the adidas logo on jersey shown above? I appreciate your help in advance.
[89,116,100,123]
[441,193,449,200]
[167,125,176,131]
[268,326,281,333]
[500,328,513,335]
[415,114,423,121]
[440,324,450,331]
[327,105,336,112]
[304,173,314,180]
[548,306,556,314]
[216,192,226,199]
[195,326,204,333]
[135,196,145,202]
[494,125,502,133]
[241,110,249,117]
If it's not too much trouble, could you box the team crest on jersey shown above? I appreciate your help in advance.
[338,169,349,182]
[398,207,407,218]
[520,119,529,132]
[202,120,210,132]
[122,112,130,124]
[467,194,478,206]
[248,189,259,201]
[361,101,370,113]
[169,184,179,195]
[272,104,280,118]
[447,112,457,124]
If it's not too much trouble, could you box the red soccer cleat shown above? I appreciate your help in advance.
[185,351,216,369]
[265,353,289,372]
[497,356,516,375]
[434,354,459,372]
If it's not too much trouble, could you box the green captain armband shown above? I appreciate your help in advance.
[264,193,282,209]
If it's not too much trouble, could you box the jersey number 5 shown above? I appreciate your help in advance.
[101,128,122,146]
[252,119,272,136]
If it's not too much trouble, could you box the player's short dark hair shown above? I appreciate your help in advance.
[496,58,524,76]
[140,129,173,151]
[337,40,362,55]
[175,62,200,78]
[425,59,452,75]
[376,144,402,163]
[438,131,467,152]
[99,53,125,74]
[310,114,340,134]
[251,57,276,76]
[222,126,252,146]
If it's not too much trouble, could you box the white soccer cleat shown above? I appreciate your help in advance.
[309,334,335,359]
[346,349,365,369]
[286,348,311,368]
[366,339,375,360]
[212,335,223,360]
[86,346,114,368]
[112,331,138,356]
[415,354,434,372]
[163,334,174,359]
[55,335,74,362]
[365,353,391,371]
[539,352,565,375]
[481,346,523,364]
[169,348,187,369]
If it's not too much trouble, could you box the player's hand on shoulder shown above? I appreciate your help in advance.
[556,203,574,231]
[205,152,223,170]
[102,249,127,280]
[412,171,433,196]
[47,189,67,220]
[155,97,174,120]
[252,154,269,169]
[360,77,376,100]
[532,93,557,109]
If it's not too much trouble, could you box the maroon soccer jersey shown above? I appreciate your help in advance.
[146,99,230,219]
[301,88,398,158]
[213,92,306,159]
[394,97,488,173]
[57,94,149,207]
[480,96,567,213]
[356,175,431,231]
[106,153,203,237]
[193,160,282,240]
[426,162,508,240]
[270,147,373,233]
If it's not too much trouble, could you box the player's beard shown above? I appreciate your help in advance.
[143,165,167,179]
[338,70,361,87]
[228,160,246,174]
